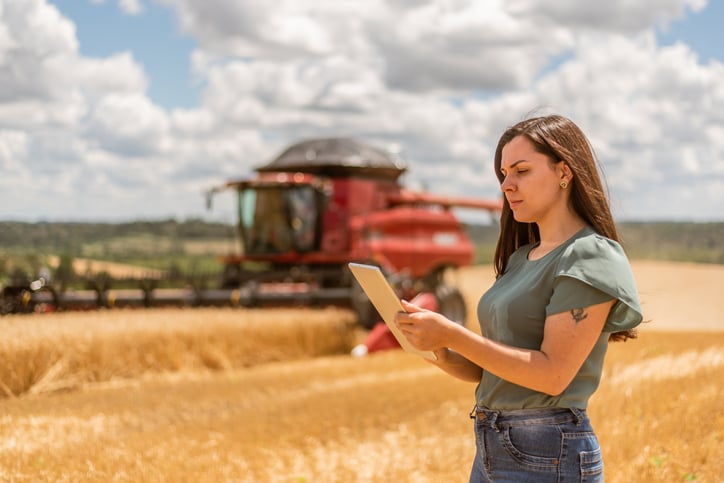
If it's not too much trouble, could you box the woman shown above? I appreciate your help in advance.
[395,114,643,482]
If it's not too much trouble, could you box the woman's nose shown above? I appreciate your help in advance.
[500,176,513,192]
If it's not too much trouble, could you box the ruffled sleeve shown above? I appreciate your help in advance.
[546,232,643,333]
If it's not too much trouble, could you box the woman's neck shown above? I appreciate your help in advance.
[530,216,587,260]
[539,219,586,244]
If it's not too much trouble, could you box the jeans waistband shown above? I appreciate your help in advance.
[470,406,586,429]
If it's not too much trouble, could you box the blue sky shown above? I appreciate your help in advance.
[49,0,200,109]
[2,1,723,222]
[657,1,723,63]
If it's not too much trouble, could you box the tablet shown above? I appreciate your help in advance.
[348,263,437,361]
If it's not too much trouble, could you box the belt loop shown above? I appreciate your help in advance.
[570,407,583,426]
[488,411,500,432]
[469,405,478,419]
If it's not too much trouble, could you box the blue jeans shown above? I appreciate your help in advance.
[469,406,603,482]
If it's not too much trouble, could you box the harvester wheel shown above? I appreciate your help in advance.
[435,283,467,326]
[0,288,17,315]
[0,287,33,314]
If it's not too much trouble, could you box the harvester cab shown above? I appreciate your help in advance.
[208,137,502,329]
[233,174,324,255]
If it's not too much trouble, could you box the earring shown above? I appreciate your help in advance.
[560,181,568,189]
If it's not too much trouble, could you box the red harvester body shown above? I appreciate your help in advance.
[208,137,501,327]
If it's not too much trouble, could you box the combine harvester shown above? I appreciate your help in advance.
[1,138,501,327]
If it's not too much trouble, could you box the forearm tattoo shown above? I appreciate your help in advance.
[570,308,588,323]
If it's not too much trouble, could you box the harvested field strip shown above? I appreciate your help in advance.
[607,346,724,385]
[0,329,722,482]
[590,331,724,483]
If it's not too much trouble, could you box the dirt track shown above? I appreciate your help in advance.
[457,261,724,332]
[628,261,724,331]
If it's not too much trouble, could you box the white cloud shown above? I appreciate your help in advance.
[0,3,77,103]
[0,0,77,56]
[168,0,708,93]
[119,0,144,16]
[86,92,169,155]
[0,129,28,173]
[75,52,149,99]
[0,0,722,222]
[461,31,724,220]
[508,0,708,32]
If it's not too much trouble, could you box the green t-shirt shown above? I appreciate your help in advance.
[475,226,643,409]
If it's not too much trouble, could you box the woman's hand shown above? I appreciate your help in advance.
[394,299,458,352]
[396,300,483,382]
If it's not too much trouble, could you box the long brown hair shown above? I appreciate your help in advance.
[492,115,635,341]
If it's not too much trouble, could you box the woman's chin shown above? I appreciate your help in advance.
[512,212,533,223]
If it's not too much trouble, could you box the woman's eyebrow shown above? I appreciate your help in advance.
[501,159,527,172]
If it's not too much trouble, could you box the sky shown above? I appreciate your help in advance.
[1,0,723,224]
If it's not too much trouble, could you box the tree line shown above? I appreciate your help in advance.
[0,219,233,252]
[1,219,723,289]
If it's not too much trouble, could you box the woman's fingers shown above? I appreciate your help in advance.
[400,299,425,313]
[394,311,413,331]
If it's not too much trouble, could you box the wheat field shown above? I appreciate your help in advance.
[1,261,723,482]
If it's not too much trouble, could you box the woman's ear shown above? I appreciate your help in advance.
[559,163,573,183]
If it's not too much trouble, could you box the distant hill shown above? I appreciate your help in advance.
[0,220,722,284]
[0,219,235,253]
[0,219,239,284]
[618,221,724,264]
[455,221,724,265]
